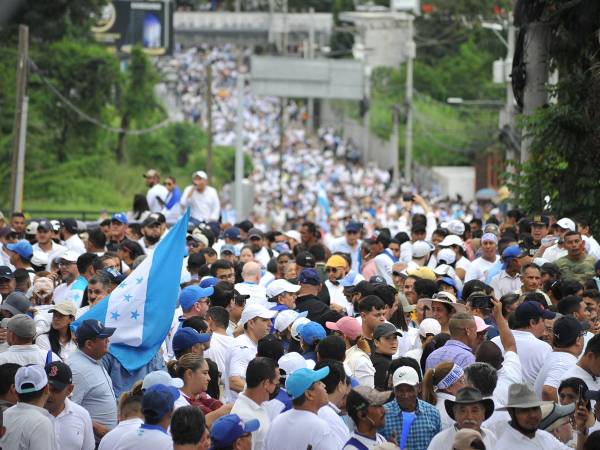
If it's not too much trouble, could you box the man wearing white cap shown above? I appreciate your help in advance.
[438,235,470,280]
[539,218,575,262]
[465,233,500,283]
[180,170,221,222]
[266,279,301,312]
[143,169,169,213]
[224,303,276,403]
[52,251,88,307]
[0,364,57,450]
[408,241,435,270]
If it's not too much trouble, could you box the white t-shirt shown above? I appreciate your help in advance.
[435,392,455,430]
[99,418,143,450]
[325,280,353,315]
[494,421,570,449]
[343,431,387,450]
[231,393,270,450]
[491,330,551,387]
[534,351,578,398]
[65,234,86,255]
[345,345,375,388]
[147,184,169,213]
[318,402,351,449]
[264,409,340,450]
[493,351,523,407]
[114,424,173,450]
[33,241,66,269]
[224,333,258,403]
[427,425,497,450]
[235,282,268,307]
[204,332,235,379]
[180,185,221,222]
[36,333,77,362]
[560,364,600,391]
[54,398,95,450]
[542,244,567,263]
[464,256,500,282]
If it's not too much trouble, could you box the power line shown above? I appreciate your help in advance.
[28,58,172,136]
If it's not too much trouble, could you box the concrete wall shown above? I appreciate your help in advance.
[430,166,476,201]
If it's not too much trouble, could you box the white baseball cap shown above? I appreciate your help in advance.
[142,370,184,390]
[412,240,435,258]
[446,220,465,236]
[60,250,80,263]
[193,170,208,179]
[439,235,465,250]
[278,352,315,376]
[392,366,420,387]
[436,248,456,265]
[274,309,308,332]
[267,279,301,299]
[418,318,442,338]
[556,218,576,232]
[15,364,48,394]
[239,303,277,326]
[284,230,301,243]
[290,317,311,341]
[31,251,49,267]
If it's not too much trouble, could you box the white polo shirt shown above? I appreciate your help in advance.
[147,184,169,213]
[0,344,60,366]
[264,409,340,450]
[53,398,95,450]
[494,421,570,449]
[204,332,235,378]
[224,333,257,403]
[491,330,551,386]
[114,424,173,450]
[534,351,578,398]
[98,418,143,450]
[231,392,270,450]
[0,402,57,450]
[427,425,497,450]
[318,402,351,449]
[560,364,600,391]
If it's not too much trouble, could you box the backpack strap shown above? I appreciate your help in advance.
[344,437,370,450]
[45,350,52,366]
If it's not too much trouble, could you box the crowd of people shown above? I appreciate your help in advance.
[1,199,600,450]
[2,45,600,450]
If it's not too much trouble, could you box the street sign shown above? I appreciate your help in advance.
[250,56,364,100]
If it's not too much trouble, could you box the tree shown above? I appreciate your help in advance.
[510,0,600,230]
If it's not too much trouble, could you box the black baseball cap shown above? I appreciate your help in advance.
[61,218,78,234]
[373,323,402,340]
[530,215,550,227]
[75,319,116,343]
[296,251,316,268]
[540,263,561,278]
[37,220,53,232]
[45,361,73,390]
[515,301,556,323]
[0,266,14,280]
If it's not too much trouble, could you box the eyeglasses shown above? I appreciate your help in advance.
[88,289,106,296]
[392,271,403,277]
[58,261,75,267]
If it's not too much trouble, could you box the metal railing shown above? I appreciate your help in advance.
[1,209,118,222]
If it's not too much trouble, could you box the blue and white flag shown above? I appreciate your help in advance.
[73,209,190,372]
[316,183,331,233]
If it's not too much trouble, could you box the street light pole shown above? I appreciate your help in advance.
[403,16,415,185]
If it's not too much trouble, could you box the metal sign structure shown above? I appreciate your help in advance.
[250,56,364,100]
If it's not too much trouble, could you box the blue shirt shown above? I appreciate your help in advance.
[379,399,441,450]
[330,236,362,272]
[425,339,475,371]
[165,186,181,210]
[101,351,166,399]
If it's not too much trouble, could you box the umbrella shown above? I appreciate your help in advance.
[475,188,498,201]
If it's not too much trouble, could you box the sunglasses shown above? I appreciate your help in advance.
[392,271,404,277]
[325,267,339,273]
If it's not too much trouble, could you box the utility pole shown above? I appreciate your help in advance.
[520,21,549,163]
[281,0,288,54]
[279,0,287,202]
[205,62,213,184]
[362,63,370,164]
[391,106,400,184]
[403,16,415,185]
[307,6,315,132]
[10,25,29,214]
[234,70,244,219]
[504,20,517,165]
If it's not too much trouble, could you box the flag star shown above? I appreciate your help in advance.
[110,311,121,320]
[135,277,144,285]
[123,294,132,302]
[119,281,127,289]
[130,310,140,320]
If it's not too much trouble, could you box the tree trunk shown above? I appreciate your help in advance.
[115,114,129,164]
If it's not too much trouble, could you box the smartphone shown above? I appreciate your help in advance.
[402,193,415,202]
[470,295,494,310]
[541,235,559,246]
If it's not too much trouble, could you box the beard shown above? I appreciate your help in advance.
[145,234,160,245]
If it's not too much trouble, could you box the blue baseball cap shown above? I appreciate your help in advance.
[515,301,556,322]
[298,268,321,286]
[297,321,326,346]
[179,285,214,311]
[172,327,211,353]
[346,221,362,233]
[199,277,219,289]
[340,271,361,288]
[210,414,260,448]
[111,212,128,225]
[502,245,525,268]
[75,319,116,342]
[6,240,33,260]
[285,366,330,400]
[220,244,240,257]
[142,384,178,421]
[223,227,241,241]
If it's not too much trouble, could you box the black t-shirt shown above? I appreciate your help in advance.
[296,294,330,322]
[371,352,392,391]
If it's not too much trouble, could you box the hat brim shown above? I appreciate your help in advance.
[376,330,403,339]
[243,418,261,433]
[97,327,116,338]
[497,399,553,411]
[0,304,21,316]
[418,298,467,314]
[446,398,495,421]
[48,379,69,391]
[48,307,76,317]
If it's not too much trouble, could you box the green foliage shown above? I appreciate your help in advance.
[508,0,600,230]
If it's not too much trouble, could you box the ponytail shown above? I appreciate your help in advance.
[168,353,205,380]
[422,361,454,405]
[118,380,143,419]
[348,335,371,355]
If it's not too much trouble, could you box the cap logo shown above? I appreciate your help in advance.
[49,366,58,377]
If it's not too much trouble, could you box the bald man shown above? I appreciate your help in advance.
[235,261,269,307]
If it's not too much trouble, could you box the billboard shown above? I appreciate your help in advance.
[92,0,174,55]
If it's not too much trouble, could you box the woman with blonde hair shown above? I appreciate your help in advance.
[98,382,144,450]
[422,361,466,430]
[167,353,232,427]
[326,316,375,388]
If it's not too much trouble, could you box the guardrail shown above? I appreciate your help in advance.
[1,209,118,222]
